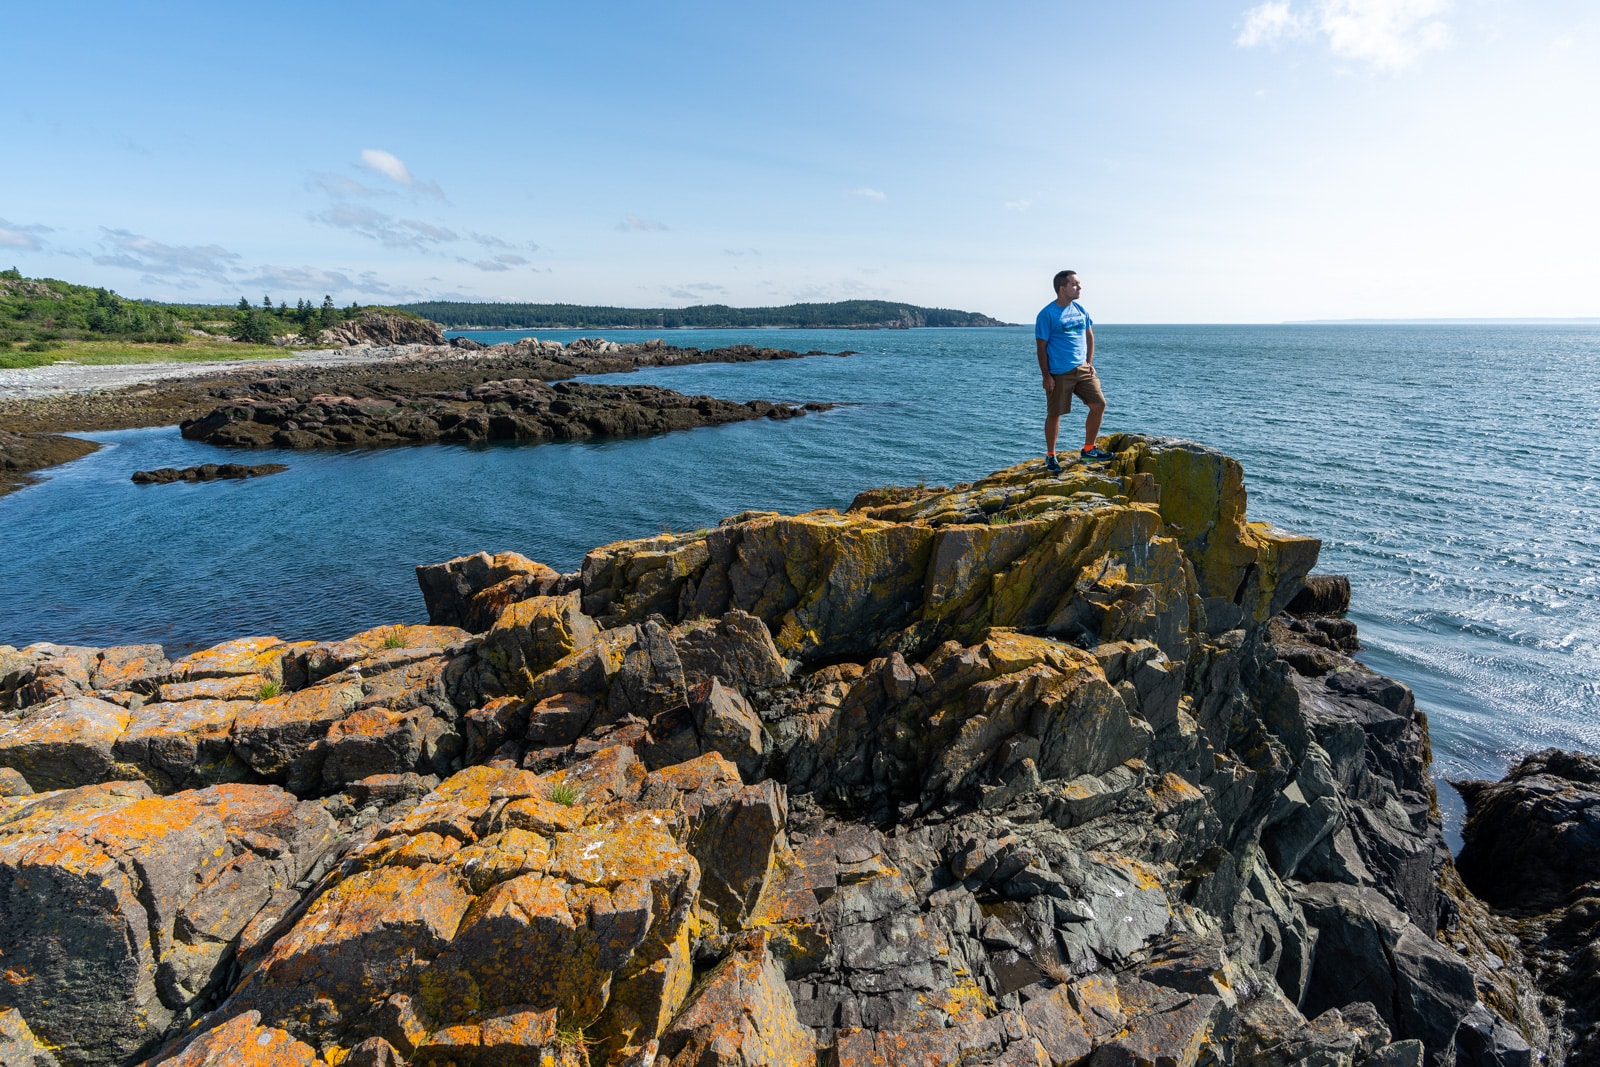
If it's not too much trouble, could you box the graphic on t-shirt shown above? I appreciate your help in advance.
[1035,301,1093,373]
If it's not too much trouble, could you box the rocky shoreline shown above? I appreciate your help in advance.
[0,435,1579,1066]
[0,337,846,494]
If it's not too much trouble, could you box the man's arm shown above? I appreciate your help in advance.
[1084,327,1095,368]
[1036,338,1053,392]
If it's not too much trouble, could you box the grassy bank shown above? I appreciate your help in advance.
[0,339,298,370]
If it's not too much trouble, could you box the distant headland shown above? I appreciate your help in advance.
[400,299,1011,330]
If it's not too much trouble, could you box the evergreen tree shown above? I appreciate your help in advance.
[237,296,250,311]
[262,295,272,310]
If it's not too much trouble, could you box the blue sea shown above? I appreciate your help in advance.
[3,325,1597,834]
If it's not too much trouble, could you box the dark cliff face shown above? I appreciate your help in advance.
[0,436,1553,1067]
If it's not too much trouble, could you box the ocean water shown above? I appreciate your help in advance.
[2,324,1596,832]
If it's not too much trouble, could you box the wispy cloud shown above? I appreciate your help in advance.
[236,265,356,292]
[848,187,888,202]
[788,277,889,301]
[0,218,53,251]
[309,172,386,199]
[1236,0,1451,70]
[724,247,761,256]
[313,204,459,250]
[469,232,540,253]
[458,254,531,272]
[617,214,669,232]
[1004,199,1032,213]
[663,282,727,300]
[93,228,240,281]
[357,148,445,198]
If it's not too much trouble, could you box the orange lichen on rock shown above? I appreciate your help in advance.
[0,695,134,790]
[655,938,812,1067]
[144,1009,328,1066]
[168,637,293,684]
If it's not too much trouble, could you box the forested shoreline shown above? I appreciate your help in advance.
[400,298,1009,330]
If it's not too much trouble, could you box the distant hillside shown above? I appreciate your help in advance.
[399,299,1010,330]
[0,268,422,349]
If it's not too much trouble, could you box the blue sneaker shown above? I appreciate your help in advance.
[1044,454,1062,474]
[1079,446,1115,462]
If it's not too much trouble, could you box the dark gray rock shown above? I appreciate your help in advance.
[1296,882,1477,1062]
[130,463,287,484]
[1456,748,1600,912]
[1286,574,1352,616]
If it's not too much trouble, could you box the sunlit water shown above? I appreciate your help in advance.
[3,324,1597,836]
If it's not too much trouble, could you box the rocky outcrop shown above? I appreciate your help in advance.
[180,380,826,451]
[0,436,1559,1066]
[0,338,847,485]
[0,428,99,496]
[1456,750,1600,1062]
[131,463,288,484]
[0,781,337,1065]
[317,312,446,348]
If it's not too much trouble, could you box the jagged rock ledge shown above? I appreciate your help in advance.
[181,381,828,451]
[0,435,1555,1067]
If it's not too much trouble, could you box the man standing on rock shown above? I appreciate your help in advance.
[1036,270,1112,473]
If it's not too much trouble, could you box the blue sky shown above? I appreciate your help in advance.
[2,0,1595,322]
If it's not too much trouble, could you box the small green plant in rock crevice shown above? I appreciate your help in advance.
[381,627,407,649]
[552,1023,590,1053]
[548,782,580,807]
[256,679,281,701]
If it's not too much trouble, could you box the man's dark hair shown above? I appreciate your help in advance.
[1053,270,1077,291]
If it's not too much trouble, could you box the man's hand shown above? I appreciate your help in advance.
[1041,373,1054,394]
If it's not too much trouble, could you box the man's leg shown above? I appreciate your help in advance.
[1045,412,1061,455]
[1083,401,1105,450]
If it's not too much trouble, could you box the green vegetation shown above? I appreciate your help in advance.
[548,782,580,806]
[256,679,281,701]
[0,268,428,367]
[381,627,408,649]
[398,299,1008,330]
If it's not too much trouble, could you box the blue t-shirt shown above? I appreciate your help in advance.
[1035,300,1093,373]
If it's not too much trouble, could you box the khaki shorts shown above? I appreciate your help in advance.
[1047,365,1105,417]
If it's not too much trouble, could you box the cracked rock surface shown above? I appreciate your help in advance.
[0,435,1559,1066]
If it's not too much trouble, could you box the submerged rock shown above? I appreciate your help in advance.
[0,436,1560,1066]
[131,463,288,484]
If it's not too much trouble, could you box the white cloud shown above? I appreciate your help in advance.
[1236,0,1450,70]
[357,148,445,198]
[93,228,240,280]
[1237,0,1306,46]
[0,218,53,251]
[360,148,412,185]
[1004,199,1032,213]
[724,247,761,256]
[848,187,888,201]
[617,214,669,231]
